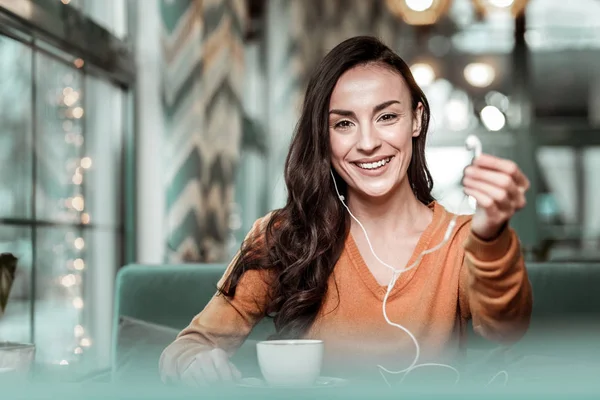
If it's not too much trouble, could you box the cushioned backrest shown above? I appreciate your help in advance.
[526,262,600,319]
[467,261,600,348]
[114,262,600,347]
[114,264,228,330]
[113,263,276,340]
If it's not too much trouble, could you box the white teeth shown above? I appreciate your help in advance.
[356,157,392,170]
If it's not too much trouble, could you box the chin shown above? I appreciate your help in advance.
[354,184,396,200]
[349,175,400,200]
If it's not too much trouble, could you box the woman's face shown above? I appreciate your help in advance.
[328,63,423,201]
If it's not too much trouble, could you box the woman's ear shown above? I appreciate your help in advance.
[412,102,424,138]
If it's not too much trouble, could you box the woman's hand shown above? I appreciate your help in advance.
[462,154,530,240]
[180,348,242,387]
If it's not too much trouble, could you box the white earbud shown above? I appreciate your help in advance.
[464,135,482,210]
[465,134,482,159]
[330,170,346,203]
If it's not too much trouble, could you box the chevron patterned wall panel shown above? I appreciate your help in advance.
[289,0,399,90]
[160,0,246,263]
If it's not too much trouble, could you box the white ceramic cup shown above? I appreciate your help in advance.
[256,339,324,387]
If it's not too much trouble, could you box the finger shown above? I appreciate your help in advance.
[181,359,208,387]
[463,177,527,211]
[473,154,529,188]
[196,353,220,383]
[184,368,208,387]
[463,187,497,211]
[514,192,527,210]
[465,167,525,206]
[474,154,530,190]
[210,349,234,382]
[462,177,516,209]
[464,164,517,192]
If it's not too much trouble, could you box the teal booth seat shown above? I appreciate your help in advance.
[111,262,600,383]
[113,264,228,331]
[111,264,274,382]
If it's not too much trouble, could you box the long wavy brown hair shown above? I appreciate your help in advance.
[219,36,435,339]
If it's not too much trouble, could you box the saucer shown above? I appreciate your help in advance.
[237,376,349,389]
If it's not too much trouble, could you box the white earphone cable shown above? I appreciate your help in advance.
[329,134,508,388]
[330,169,460,385]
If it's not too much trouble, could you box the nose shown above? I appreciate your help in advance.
[356,123,381,153]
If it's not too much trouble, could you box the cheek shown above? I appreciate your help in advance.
[379,120,415,147]
[329,132,351,160]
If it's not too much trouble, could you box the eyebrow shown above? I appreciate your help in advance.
[329,100,401,118]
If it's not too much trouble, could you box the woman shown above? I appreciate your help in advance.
[159,36,532,386]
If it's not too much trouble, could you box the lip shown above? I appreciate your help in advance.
[351,155,394,176]
[352,155,394,164]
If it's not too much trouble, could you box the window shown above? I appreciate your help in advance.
[0,0,134,371]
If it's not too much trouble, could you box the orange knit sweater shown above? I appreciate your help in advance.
[159,201,532,381]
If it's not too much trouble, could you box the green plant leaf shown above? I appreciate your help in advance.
[0,253,18,314]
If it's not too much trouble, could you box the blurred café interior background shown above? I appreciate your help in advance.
[0,0,599,377]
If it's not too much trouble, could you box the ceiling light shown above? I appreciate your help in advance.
[386,0,451,25]
[472,0,529,16]
[480,106,506,131]
[410,63,436,87]
[489,0,514,7]
[464,63,495,88]
[405,0,434,12]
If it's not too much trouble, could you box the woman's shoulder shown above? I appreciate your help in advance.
[431,201,473,239]
[243,210,284,244]
[432,200,472,220]
[249,210,278,234]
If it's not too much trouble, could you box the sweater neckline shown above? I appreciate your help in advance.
[345,201,444,301]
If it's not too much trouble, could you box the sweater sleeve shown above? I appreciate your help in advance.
[458,222,533,344]
[158,216,274,383]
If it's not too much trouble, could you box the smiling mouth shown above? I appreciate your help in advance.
[353,156,394,170]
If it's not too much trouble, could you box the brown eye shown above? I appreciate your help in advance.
[334,120,353,130]
[379,113,398,122]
